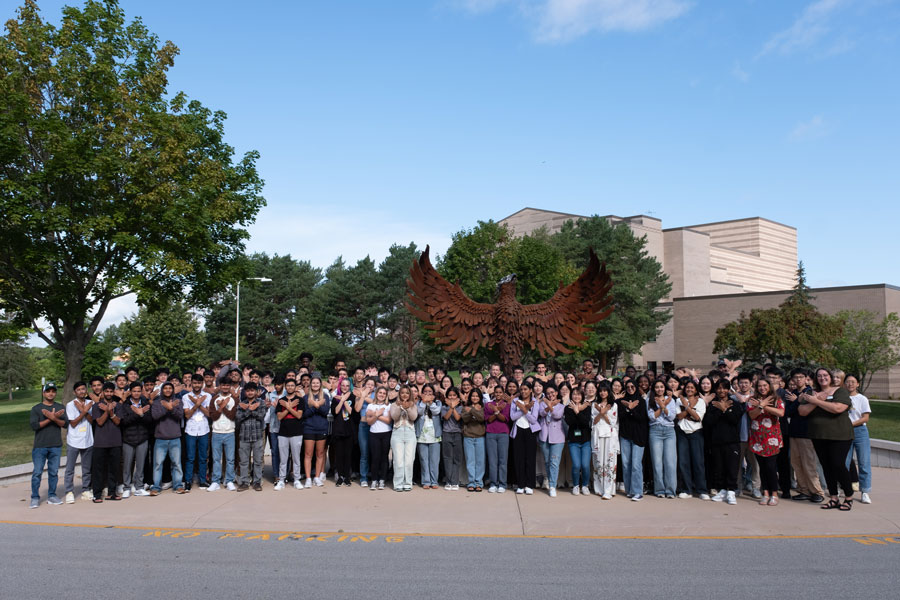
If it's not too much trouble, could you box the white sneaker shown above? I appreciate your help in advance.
[206,482,220,492]
[542,480,549,490]
[452,485,460,491]
[711,490,726,503]
[274,480,285,491]
[726,491,737,505]
[677,492,691,499]
[314,476,324,487]
[360,481,369,488]
[497,486,505,493]
[294,480,304,490]
[378,480,385,490]
[80,491,93,501]
[581,486,591,496]
[122,489,131,499]
[516,488,525,494]
[549,488,557,498]
[116,485,124,496]
[226,482,237,491]
[65,492,75,504]
[444,484,453,490]
[699,493,711,501]
[130,485,136,494]
[601,494,612,500]
[304,478,312,488]
[861,492,872,504]
[617,482,626,493]
[134,488,151,496]
[524,487,534,495]
[488,485,497,493]
[572,486,580,496]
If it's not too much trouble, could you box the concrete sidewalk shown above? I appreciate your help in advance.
[4,466,899,538]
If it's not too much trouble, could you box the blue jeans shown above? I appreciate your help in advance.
[485,432,509,488]
[152,438,183,492]
[184,433,209,485]
[418,442,441,486]
[649,425,677,497]
[539,441,564,488]
[464,436,485,487]
[620,438,645,496]
[676,428,707,495]
[269,431,280,480]
[358,423,370,483]
[31,446,62,500]
[847,425,872,493]
[211,432,235,485]
[569,441,592,488]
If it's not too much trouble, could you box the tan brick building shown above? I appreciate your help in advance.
[499,208,899,398]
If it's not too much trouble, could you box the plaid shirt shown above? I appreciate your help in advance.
[236,401,267,443]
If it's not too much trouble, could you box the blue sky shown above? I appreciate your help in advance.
[19,0,900,330]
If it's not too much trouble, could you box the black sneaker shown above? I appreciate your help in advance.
[237,483,249,492]
[198,481,209,489]
[809,494,825,503]
[184,483,192,492]
[792,493,811,501]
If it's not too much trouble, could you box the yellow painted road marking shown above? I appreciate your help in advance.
[1,520,899,542]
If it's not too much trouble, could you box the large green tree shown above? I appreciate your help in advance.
[714,264,843,369]
[118,302,206,376]
[550,216,671,372]
[0,1,264,398]
[204,253,322,370]
[833,310,900,394]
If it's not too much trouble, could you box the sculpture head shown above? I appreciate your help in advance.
[497,273,517,297]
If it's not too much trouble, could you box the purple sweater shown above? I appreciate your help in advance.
[509,399,542,438]
[538,402,565,444]
[484,399,511,434]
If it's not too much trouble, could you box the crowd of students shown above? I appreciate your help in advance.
[29,356,873,512]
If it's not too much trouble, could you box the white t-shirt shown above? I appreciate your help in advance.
[182,391,212,436]
[367,403,392,434]
[65,399,94,449]
[848,393,871,425]
[211,395,236,434]
[676,397,706,434]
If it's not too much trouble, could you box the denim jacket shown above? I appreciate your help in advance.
[415,400,443,438]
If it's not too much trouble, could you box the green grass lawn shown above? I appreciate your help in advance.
[0,388,65,468]
[868,401,900,444]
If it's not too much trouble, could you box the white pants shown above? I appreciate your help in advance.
[592,436,618,497]
[278,435,303,480]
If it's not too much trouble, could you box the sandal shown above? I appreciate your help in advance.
[475,486,483,492]
[467,486,475,492]
[768,496,779,506]
[106,495,122,501]
[820,499,841,510]
[92,498,103,503]
[839,498,853,511]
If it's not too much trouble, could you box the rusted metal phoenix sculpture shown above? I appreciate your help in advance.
[405,245,614,375]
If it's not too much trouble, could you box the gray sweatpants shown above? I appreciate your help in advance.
[277,435,303,481]
[123,441,148,489]
[238,438,265,485]
[64,446,92,494]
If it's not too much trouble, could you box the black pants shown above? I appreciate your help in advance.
[777,420,791,496]
[709,442,740,492]
[92,446,122,498]
[513,426,537,489]
[756,454,779,494]
[813,438,854,497]
[332,435,352,480]
[369,431,391,482]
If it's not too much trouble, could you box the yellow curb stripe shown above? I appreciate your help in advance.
[0,520,897,541]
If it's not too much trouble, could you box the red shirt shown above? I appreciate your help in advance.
[748,398,783,457]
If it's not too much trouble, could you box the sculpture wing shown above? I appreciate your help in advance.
[519,248,614,356]
[405,245,496,356]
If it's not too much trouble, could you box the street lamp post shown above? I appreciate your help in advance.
[236,277,272,362]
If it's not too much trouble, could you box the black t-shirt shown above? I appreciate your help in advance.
[277,395,305,437]
[331,394,356,437]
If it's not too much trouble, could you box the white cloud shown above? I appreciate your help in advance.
[457,0,692,42]
[758,0,849,58]
[788,114,829,141]
[731,60,749,83]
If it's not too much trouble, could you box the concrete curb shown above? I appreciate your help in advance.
[0,455,76,486]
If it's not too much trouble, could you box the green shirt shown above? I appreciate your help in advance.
[807,387,854,441]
